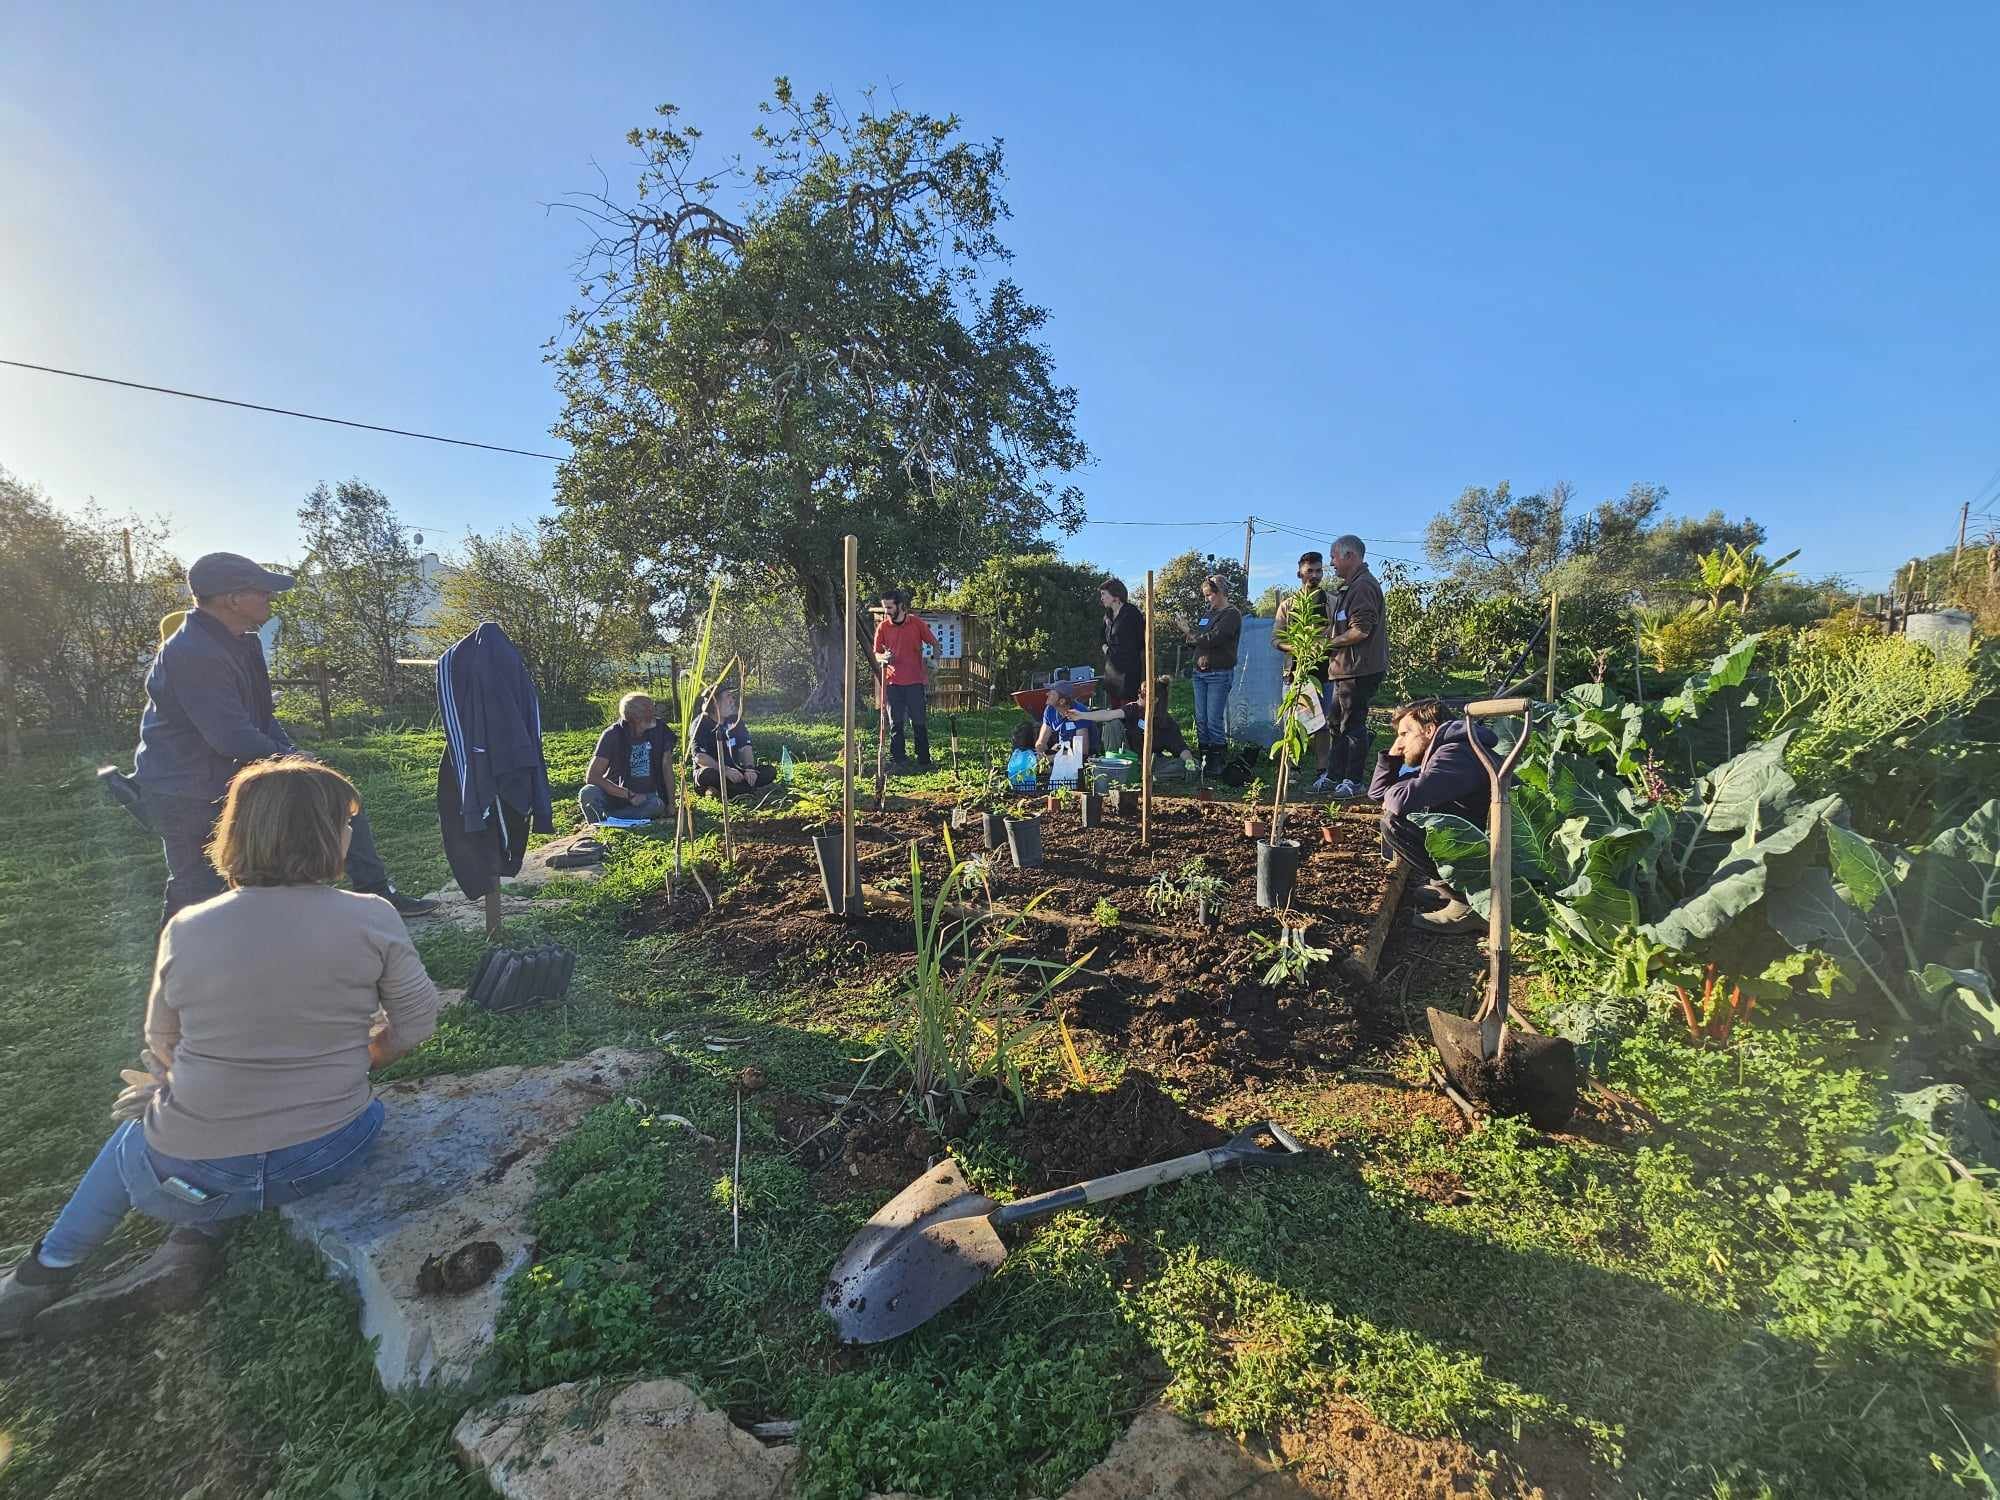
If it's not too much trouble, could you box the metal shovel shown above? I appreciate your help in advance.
[821,1120,1307,1344]
[1425,697,1579,1131]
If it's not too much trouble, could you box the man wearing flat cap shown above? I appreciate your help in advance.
[131,552,435,925]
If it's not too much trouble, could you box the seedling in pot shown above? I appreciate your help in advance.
[1146,857,1227,927]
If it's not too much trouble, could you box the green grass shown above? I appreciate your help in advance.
[2,705,1997,1498]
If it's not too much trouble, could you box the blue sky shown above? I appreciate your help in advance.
[3,3,1995,597]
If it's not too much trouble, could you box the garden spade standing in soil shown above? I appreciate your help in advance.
[1425,698,1579,1131]
[822,1122,1306,1343]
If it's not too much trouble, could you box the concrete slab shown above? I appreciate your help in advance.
[455,1377,796,1500]
[280,1046,657,1389]
[453,1380,1300,1500]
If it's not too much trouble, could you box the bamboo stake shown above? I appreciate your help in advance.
[1141,568,1155,847]
[842,534,860,917]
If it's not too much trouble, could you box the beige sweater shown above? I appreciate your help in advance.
[143,885,440,1160]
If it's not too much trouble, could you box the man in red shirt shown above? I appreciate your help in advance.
[873,589,940,772]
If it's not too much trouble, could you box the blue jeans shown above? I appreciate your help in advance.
[38,1098,386,1268]
[1193,671,1233,748]
[580,786,668,822]
[147,788,392,927]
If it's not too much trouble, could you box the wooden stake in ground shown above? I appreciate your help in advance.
[1546,591,1560,705]
[842,533,860,916]
[873,664,889,813]
[1141,568,1156,847]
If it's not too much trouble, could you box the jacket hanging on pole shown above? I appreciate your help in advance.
[435,623,553,899]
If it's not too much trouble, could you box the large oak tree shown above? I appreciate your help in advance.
[549,80,1088,708]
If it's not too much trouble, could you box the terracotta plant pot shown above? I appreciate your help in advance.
[1196,787,1214,803]
[1319,823,1337,845]
[1243,817,1267,840]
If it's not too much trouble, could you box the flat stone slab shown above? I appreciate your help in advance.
[408,833,608,932]
[456,1377,796,1500]
[454,1379,1299,1499]
[281,1047,657,1389]
[1067,1404,1305,1497]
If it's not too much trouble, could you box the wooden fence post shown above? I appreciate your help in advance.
[1141,568,1156,848]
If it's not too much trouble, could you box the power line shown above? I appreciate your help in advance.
[1071,517,1236,527]
[0,357,568,462]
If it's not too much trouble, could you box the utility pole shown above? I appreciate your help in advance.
[1241,516,1254,601]
[1956,500,1970,566]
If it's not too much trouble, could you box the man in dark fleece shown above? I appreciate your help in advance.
[1369,699,1496,934]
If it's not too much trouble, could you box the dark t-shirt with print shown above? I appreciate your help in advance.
[691,714,752,768]
[593,721,674,795]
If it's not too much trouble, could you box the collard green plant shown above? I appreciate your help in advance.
[1419,733,1840,998]
[1767,799,2000,1042]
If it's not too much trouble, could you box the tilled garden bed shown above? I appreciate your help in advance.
[635,796,1405,1103]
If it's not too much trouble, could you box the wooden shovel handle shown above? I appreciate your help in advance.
[1464,697,1532,718]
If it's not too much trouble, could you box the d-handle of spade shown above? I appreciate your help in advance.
[987,1122,1308,1229]
[1461,697,1535,1063]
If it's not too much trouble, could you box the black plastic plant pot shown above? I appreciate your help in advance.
[1196,893,1218,928]
[1255,839,1303,909]
[1078,792,1103,828]
[811,834,845,915]
[951,805,971,829]
[1104,786,1128,817]
[1005,816,1044,869]
[981,811,1007,851]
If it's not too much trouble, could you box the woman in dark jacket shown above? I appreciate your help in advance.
[1100,578,1146,706]
[1182,573,1242,773]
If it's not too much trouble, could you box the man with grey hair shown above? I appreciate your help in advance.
[581,691,675,822]
[1316,534,1389,797]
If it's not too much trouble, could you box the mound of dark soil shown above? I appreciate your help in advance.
[1005,1069,1228,1188]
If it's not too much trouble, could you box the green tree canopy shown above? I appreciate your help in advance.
[944,551,1104,695]
[1425,479,1766,601]
[427,524,656,724]
[0,467,183,735]
[550,80,1089,709]
[276,480,426,708]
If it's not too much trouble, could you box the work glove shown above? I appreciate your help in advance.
[111,1048,170,1123]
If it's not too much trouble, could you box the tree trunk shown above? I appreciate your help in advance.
[799,573,847,713]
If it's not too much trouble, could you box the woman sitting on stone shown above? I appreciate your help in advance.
[690,684,777,794]
[0,757,440,1340]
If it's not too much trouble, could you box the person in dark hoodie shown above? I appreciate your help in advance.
[1369,699,1495,933]
[133,553,434,926]
[1099,578,1146,707]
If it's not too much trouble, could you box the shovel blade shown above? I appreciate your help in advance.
[1427,1006,1580,1132]
[821,1159,1007,1344]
